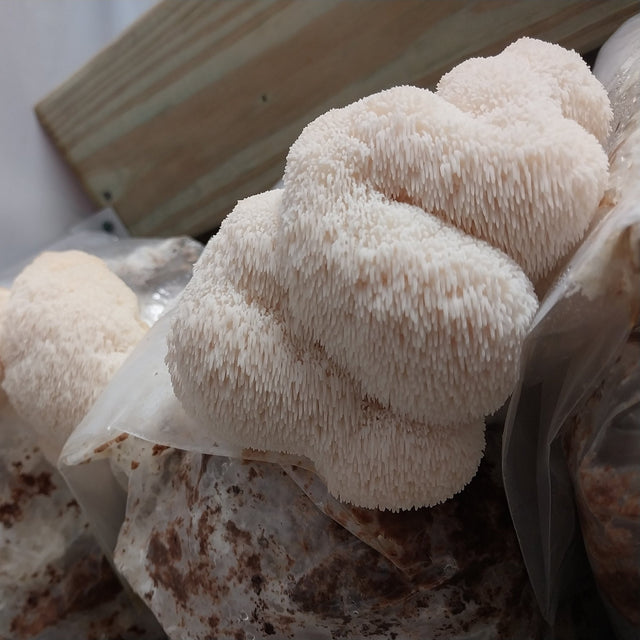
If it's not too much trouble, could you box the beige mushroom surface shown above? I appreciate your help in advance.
[167,38,612,510]
[0,288,9,404]
[0,251,147,464]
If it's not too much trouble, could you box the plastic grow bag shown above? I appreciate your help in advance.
[58,246,544,638]
[0,398,162,640]
[503,16,640,639]
[0,221,201,639]
[64,385,544,639]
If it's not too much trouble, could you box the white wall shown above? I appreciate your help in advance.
[0,0,157,271]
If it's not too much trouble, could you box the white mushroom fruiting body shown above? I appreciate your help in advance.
[0,288,9,405]
[168,191,487,508]
[0,251,147,464]
[167,38,611,510]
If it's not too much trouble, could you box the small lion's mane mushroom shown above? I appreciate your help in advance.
[167,38,611,510]
[0,288,9,405]
[0,251,147,464]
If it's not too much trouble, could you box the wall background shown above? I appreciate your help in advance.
[0,0,156,271]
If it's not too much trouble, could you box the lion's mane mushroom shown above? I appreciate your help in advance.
[432,37,611,279]
[167,38,611,510]
[0,251,147,464]
[168,190,488,509]
[0,288,9,405]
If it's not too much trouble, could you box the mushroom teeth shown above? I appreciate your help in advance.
[167,190,489,510]
[0,251,147,464]
[167,37,611,510]
[0,288,9,403]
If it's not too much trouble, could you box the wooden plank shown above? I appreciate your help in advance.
[36,0,639,238]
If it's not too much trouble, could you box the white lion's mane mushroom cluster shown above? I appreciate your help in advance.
[167,38,612,511]
[0,288,9,403]
[0,251,147,465]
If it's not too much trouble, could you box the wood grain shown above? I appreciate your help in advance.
[36,0,638,237]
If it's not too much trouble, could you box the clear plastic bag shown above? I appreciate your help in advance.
[564,320,640,639]
[60,308,309,555]
[503,18,640,638]
[52,232,204,555]
[60,252,543,639]
[0,399,161,640]
[113,423,543,640]
[0,221,202,639]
